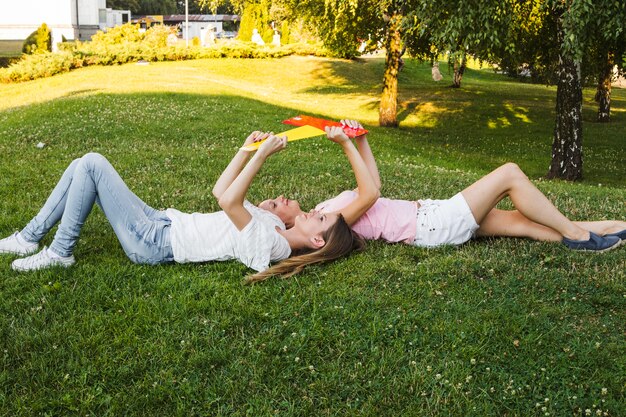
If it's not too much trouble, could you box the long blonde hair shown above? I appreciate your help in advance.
[245,214,365,284]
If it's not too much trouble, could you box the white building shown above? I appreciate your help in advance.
[162,15,239,43]
[0,0,130,43]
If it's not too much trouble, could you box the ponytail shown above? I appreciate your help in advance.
[245,214,365,284]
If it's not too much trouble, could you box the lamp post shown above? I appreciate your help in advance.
[185,0,189,47]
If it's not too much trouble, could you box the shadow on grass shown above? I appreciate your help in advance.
[0,76,624,187]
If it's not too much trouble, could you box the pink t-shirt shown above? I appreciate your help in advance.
[315,190,418,243]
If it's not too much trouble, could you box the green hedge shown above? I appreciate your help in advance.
[0,24,326,83]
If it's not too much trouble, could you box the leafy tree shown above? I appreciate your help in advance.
[137,0,178,14]
[238,0,272,41]
[404,0,516,88]
[107,0,141,12]
[541,0,626,180]
[193,0,237,14]
[404,0,624,181]
[274,1,403,126]
[585,1,626,123]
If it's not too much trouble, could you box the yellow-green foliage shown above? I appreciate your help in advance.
[90,23,144,45]
[0,21,327,84]
[22,23,52,54]
[238,1,271,42]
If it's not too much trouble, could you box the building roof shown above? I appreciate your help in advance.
[161,15,239,23]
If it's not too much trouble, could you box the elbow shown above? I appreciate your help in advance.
[218,195,236,211]
[367,188,380,206]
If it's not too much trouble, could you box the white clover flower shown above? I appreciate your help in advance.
[601,388,607,395]
[295,357,300,362]
[435,374,442,380]
[470,358,476,365]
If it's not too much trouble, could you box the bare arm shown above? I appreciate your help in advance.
[342,119,381,190]
[326,126,380,226]
[212,131,271,200]
[218,136,287,231]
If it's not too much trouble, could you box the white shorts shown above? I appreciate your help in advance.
[411,193,479,248]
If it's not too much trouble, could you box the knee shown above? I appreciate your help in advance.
[500,162,527,181]
[68,158,82,172]
[78,152,108,170]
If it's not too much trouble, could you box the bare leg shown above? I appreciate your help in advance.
[475,209,561,241]
[475,209,626,241]
[461,163,590,241]
[574,220,626,235]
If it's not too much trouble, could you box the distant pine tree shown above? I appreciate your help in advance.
[22,23,52,54]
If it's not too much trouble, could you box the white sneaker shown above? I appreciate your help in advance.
[0,232,39,256]
[11,247,75,272]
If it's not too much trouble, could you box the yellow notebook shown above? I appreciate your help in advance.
[240,125,326,151]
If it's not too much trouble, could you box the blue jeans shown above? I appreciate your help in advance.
[21,153,174,265]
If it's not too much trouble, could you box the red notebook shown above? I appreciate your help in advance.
[283,115,368,138]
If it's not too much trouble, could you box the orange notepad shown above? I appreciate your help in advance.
[240,125,326,151]
[239,116,368,151]
[283,115,368,138]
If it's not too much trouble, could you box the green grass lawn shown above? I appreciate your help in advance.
[0,40,22,68]
[0,57,624,416]
[0,40,22,56]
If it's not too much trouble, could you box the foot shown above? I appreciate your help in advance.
[562,232,622,252]
[604,229,626,240]
[11,247,75,272]
[0,232,39,256]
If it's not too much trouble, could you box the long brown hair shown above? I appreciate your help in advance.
[245,214,365,284]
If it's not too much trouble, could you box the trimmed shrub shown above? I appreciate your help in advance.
[0,20,327,84]
[0,50,77,83]
[22,23,52,54]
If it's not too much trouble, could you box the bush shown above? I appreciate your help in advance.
[22,23,52,54]
[90,23,144,45]
[0,21,328,84]
[0,50,77,83]
[143,25,175,48]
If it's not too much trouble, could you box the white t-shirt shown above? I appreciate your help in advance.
[165,201,291,272]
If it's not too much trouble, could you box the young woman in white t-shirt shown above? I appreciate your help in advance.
[260,120,625,252]
[0,129,379,281]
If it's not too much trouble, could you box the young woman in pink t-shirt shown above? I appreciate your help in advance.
[259,120,625,252]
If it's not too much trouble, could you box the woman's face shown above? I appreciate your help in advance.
[292,209,339,245]
[258,195,303,227]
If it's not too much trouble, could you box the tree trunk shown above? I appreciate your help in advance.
[595,51,614,123]
[452,53,466,88]
[547,54,583,181]
[379,12,402,127]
